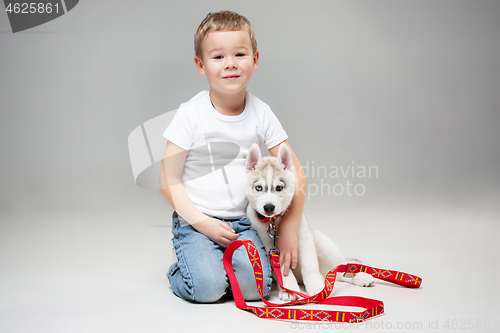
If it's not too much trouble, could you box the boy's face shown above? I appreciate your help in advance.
[194,30,259,97]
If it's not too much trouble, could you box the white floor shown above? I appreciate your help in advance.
[1,189,499,333]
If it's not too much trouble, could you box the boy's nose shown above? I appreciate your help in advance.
[225,58,237,69]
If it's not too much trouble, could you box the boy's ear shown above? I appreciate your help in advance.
[252,50,260,71]
[194,56,206,76]
[246,143,262,172]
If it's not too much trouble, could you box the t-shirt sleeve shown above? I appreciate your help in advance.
[263,107,288,150]
[162,107,193,150]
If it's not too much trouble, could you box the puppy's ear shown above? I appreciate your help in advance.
[246,143,262,172]
[277,143,294,172]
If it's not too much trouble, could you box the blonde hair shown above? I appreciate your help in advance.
[194,10,257,59]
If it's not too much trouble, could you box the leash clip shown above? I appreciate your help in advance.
[267,220,279,256]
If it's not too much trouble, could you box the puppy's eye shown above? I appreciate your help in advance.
[255,185,263,192]
[276,185,284,192]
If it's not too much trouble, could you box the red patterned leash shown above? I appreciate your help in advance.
[223,240,422,322]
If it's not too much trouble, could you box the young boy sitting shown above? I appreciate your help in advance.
[160,10,306,303]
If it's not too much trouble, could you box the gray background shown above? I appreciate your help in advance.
[1,1,499,332]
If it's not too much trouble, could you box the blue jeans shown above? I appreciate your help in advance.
[167,212,272,303]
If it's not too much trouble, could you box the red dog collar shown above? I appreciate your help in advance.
[256,211,281,223]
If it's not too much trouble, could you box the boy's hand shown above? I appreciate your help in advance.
[277,226,298,277]
[192,217,239,248]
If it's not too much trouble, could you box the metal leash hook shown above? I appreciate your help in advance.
[267,220,280,256]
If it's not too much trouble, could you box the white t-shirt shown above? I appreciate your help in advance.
[163,90,288,218]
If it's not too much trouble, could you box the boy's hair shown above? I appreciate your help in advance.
[194,10,257,59]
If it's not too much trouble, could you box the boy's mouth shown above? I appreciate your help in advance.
[223,75,240,80]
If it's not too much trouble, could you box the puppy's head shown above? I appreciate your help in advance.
[245,143,295,218]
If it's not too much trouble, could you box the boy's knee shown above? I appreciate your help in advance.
[193,285,227,303]
[192,274,228,303]
[234,265,271,301]
[240,284,261,301]
[239,273,272,301]
[168,263,228,303]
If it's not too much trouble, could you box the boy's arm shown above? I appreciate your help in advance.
[160,141,239,247]
[268,140,306,277]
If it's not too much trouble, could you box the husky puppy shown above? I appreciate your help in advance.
[245,143,374,301]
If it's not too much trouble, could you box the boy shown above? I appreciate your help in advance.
[160,10,306,303]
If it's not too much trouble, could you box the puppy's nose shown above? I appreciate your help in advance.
[264,204,275,215]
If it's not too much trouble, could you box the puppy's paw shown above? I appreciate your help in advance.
[305,280,325,296]
[279,289,299,301]
[352,272,375,287]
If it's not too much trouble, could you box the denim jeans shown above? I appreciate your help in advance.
[167,212,272,303]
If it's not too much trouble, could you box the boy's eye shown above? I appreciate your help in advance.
[236,53,245,57]
[255,185,263,192]
[214,55,223,60]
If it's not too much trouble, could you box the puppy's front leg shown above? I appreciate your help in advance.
[279,265,300,301]
[297,224,326,296]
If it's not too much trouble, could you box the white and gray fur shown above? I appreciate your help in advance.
[245,143,374,301]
